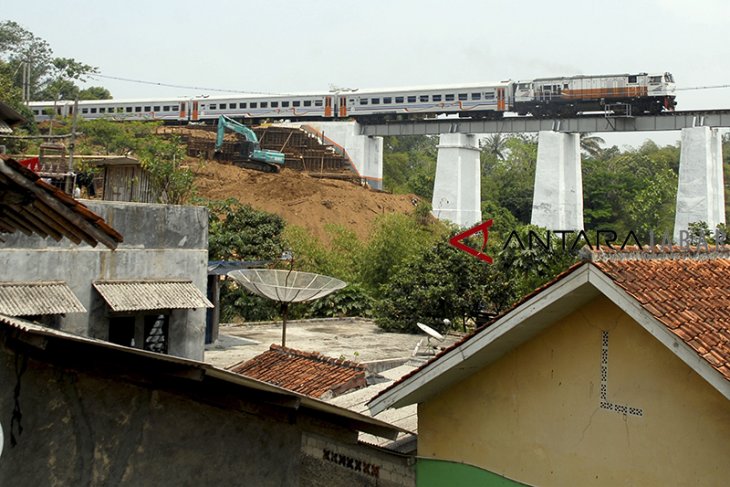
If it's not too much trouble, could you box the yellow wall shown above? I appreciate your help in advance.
[419,296,730,486]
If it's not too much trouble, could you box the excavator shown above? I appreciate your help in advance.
[214,115,286,173]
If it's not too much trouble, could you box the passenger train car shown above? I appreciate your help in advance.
[29,72,675,124]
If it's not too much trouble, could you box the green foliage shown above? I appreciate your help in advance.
[204,198,285,261]
[78,119,157,154]
[382,135,438,198]
[138,136,194,204]
[284,224,363,282]
[305,284,374,319]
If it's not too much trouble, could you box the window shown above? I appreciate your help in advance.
[153,106,160,112]
[163,105,170,111]
[143,106,150,112]
[33,110,40,115]
[395,96,404,103]
[303,100,312,107]
[383,97,392,104]
[293,101,301,107]
[649,76,662,84]
[237,102,245,109]
[100,107,107,113]
[271,101,278,108]
[628,75,638,83]
[458,93,468,101]
[117,107,124,113]
[359,98,368,105]
[250,102,258,108]
[432,95,442,102]
[126,107,133,113]
[371,98,380,105]
[471,93,481,100]
[407,96,417,103]
[281,101,289,108]
[210,104,217,110]
[419,95,429,102]
[260,102,268,108]
[171,105,179,111]
[90,108,97,114]
[144,314,169,354]
[108,316,135,348]
[445,94,455,101]
[220,103,227,109]
[314,100,322,107]
[135,106,142,112]
[484,92,494,99]
[82,108,89,114]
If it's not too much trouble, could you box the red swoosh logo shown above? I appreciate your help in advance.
[449,220,493,264]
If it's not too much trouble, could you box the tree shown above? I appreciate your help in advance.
[580,133,605,158]
[0,21,100,101]
[138,136,195,205]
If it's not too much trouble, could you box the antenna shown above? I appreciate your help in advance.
[413,322,445,356]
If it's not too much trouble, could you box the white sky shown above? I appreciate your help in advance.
[4,0,730,148]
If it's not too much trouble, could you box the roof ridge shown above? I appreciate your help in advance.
[269,344,365,370]
[580,244,730,262]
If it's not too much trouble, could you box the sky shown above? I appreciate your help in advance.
[4,0,730,148]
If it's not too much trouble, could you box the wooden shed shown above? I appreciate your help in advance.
[91,156,158,203]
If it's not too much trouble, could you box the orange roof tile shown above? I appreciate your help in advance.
[592,252,730,381]
[227,344,367,398]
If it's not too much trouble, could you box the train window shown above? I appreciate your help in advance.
[371,98,380,105]
[293,101,301,107]
[281,101,289,107]
[220,103,227,109]
[172,105,179,111]
[444,94,454,101]
[250,102,258,108]
[33,109,39,115]
[518,83,530,90]
[383,97,392,104]
[471,93,481,100]
[408,96,416,103]
[153,106,160,111]
[649,76,662,84]
[458,93,468,101]
[665,73,674,82]
[135,106,142,112]
[82,108,89,114]
[96,108,102,114]
[239,102,247,109]
[91,108,98,114]
[163,106,170,111]
[260,102,268,108]
[303,100,312,107]
[432,95,442,102]
[144,106,151,112]
[395,96,404,103]
[314,100,323,106]
[484,92,494,99]
[628,75,638,83]
[210,104,217,110]
[359,99,368,105]
[271,101,278,108]
[419,95,429,102]
[118,107,125,113]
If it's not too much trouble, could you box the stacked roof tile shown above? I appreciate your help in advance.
[228,344,367,398]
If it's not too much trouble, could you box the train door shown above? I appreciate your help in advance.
[325,96,333,118]
[191,101,199,121]
[497,88,506,111]
[339,96,348,117]
[180,101,187,121]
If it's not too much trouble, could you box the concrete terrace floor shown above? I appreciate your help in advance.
[204,318,460,369]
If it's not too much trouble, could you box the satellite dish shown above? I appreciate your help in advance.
[417,322,444,341]
[228,268,346,347]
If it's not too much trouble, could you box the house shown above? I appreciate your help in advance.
[228,344,368,399]
[368,248,730,487]
[0,180,211,360]
[0,314,413,486]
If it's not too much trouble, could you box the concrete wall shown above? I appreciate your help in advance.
[0,341,301,486]
[0,201,209,360]
[418,296,730,486]
[431,133,482,227]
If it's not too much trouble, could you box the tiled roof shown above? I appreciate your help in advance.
[228,344,367,398]
[0,155,123,249]
[593,253,730,381]
[93,280,213,311]
[0,281,86,315]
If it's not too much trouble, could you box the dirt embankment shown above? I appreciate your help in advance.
[192,160,418,242]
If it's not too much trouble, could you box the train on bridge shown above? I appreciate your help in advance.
[30,72,676,124]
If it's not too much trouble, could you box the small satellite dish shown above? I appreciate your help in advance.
[417,322,444,341]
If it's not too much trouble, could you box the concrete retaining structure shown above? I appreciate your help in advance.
[431,133,482,227]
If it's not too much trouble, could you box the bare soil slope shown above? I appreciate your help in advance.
[192,160,417,242]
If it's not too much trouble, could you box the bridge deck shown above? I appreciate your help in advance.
[359,110,730,136]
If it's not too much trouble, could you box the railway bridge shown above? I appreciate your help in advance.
[301,109,729,241]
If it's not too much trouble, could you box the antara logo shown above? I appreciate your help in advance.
[449,219,494,264]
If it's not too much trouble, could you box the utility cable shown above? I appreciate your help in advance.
[87,73,291,96]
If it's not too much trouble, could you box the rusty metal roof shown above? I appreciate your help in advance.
[0,155,124,249]
[93,279,213,311]
[0,281,86,315]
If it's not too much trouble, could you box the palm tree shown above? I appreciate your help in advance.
[481,133,508,160]
[580,133,605,158]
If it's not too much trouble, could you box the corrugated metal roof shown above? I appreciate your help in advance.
[0,281,86,315]
[0,120,12,134]
[93,279,213,311]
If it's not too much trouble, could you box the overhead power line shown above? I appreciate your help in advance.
[87,73,290,96]
[676,84,730,91]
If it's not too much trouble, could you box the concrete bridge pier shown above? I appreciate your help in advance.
[530,131,583,230]
[674,126,726,240]
[431,133,482,227]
